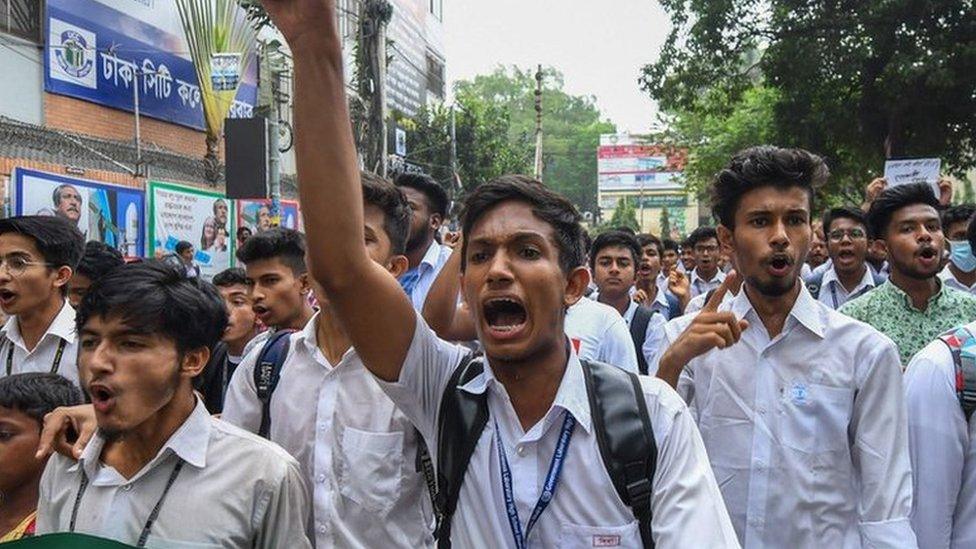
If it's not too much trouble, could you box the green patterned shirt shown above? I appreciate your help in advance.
[839,280,976,364]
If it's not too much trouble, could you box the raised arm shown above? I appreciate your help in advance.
[421,243,477,341]
[262,0,415,381]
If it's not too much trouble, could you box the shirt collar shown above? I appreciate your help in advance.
[822,266,876,292]
[623,300,639,324]
[691,268,726,287]
[419,241,444,271]
[731,282,825,339]
[885,278,946,310]
[0,300,76,346]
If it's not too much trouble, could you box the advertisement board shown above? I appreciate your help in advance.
[13,168,145,258]
[236,199,302,234]
[45,0,257,130]
[147,181,234,280]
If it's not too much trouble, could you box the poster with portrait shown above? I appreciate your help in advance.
[12,168,146,259]
[147,181,234,280]
[236,199,302,235]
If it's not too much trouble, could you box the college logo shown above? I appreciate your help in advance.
[48,18,97,89]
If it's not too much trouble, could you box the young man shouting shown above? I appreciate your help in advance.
[805,207,880,310]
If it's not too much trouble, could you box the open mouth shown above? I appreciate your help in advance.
[252,304,270,318]
[483,297,528,339]
[638,263,653,275]
[89,383,117,413]
[918,247,939,264]
[0,289,17,305]
[767,255,793,276]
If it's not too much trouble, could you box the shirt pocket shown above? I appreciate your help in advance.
[558,520,642,549]
[780,383,853,454]
[338,426,404,515]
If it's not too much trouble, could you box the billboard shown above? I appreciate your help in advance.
[236,199,302,233]
[12,168,145,259]
[45,0,258,130]
[597,136,688,192]
[148,181,234,280]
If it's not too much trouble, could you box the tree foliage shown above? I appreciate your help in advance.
[608,197,640,232]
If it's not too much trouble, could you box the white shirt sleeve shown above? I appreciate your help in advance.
[641,312,668,372]
[905,341,966,549]
[599,309,639,373]
[254,457,313,549]
[221,345,264,433]
[851,337,917,547]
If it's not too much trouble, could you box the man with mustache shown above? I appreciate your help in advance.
[655,146,916,547]
[840,183,976,365]
[52,185,82,226]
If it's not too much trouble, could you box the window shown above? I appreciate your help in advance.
[426,53,444,99]
[1,0,42,43]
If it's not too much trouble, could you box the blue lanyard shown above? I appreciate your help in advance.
[495,412,576,549]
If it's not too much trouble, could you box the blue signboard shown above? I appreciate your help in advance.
[44,0,257,130]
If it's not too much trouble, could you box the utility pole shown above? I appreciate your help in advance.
[533,64,543,181]
[449,106,458,188]
[361,0,392,175]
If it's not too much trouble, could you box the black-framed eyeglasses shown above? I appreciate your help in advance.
[828,228,867,242]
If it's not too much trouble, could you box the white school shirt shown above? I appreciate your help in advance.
[620,300,667,370]
[817,266,879,310]
[374,313,740,548]
[37,398,311,548]
[0,300,79,384]
[904,324,976,549]
[689,268,726,299]
[565,297,639,373]
[663,285,916,548]
[403,241,454,311]
[940,266,976,296]
[222,313,434,548]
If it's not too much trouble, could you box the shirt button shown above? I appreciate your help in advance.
[317,474,326,483]
[756,406,766,415]
[122,484,132,492]
[755,461,765,470]
[516,445,526,457]
[318,423,327,431]
[317,525,327,534]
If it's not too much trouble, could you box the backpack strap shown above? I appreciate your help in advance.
[252,330,295,439]
[937,326,976,421]
[434,354,488,548]
[629,306,654,375]
[581,359,657,548]
[665,292,682,320]
[804,270,824,300]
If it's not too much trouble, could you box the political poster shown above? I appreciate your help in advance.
[12,168,145,259]
[236,199,302,235]
[148,181,234,280]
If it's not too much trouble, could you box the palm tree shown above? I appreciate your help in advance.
[176,0,258,183]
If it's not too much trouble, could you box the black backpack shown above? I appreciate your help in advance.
[430,355,658,548]
[629,305,656,375]
[252,330,296,438]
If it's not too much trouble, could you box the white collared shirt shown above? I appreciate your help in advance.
[222,313,434,548]
[621,300,668,370]
[904,323,976,549]
[689,268,726,299]
[817,266,878,309]
[659,285,915,548]
[0,300,78,384]
[565,297,639,373]
[940,266,976,295]
[37,399,311,548]
[374,313,740,548]
[403,241,453,311]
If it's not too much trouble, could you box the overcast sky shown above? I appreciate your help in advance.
[442,0,671,134]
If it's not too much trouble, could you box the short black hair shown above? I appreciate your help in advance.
[235,228,307,275]
[967,213,976,252]
[77,261,228,355]
[461,175,584,273]
[822,206,868,236]
[637,233,663,257]
[76,241,124,282]
[941,204,976,233]
[613,226,637,236]
[711,146,829,228]
[867,183,940,240]
[175,241,193,255]
[662,238,679,252]
[0,215,84,270]
[363,171,412,255]
[0,373,83,425]
[237,226,252,238]
[590,231,642,271]
[687,226,719,248]
[395,172,449,218]
[212,267,248,288]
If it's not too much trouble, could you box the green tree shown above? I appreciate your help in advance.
[608,197,640,232]
[660,207,671,239]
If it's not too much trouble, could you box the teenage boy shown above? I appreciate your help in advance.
[36,261,311,547]
[939,204,976,295]
[656,146,916,547]
[903,213,976,549]
[395,172,453,310]
[687,226,726,298]
[680,237,697,272]
[195,267,261,414]
[271,1,738,545]
[224,174,435,548]
[0,216,84,384]
[236,228,315,334]
[841,184,976,365]
[661,238,681,275]
[175,240,200,278]
[805,207,881,309]
[68,241,124,308]
[0,373,82,542]
[636,234,684,319]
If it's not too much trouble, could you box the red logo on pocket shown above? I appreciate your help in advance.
[592,535,621,547]
[571,338,582,353]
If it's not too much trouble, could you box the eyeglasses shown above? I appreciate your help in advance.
[694,244,719,253]
[827,228,867,242]
[0,255,53,276]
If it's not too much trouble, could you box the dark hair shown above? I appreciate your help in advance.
[867,183,940,240]
[52,184,78,206]
[460,175,584,273]
[822,206,868,236]
[662,238,679,252]
[681,238,693,251]
[212,267,248,288]
[235,228,307,274]
[941,204,976,234]
[175,241,193,255]
[590,231,642,270]
[637,233,663,257]
[363,171,412,255]
[687,226,719,248]
[711,146,829,228]
[77,261,228,354]
[76,241,124,282]
[237,226,252,238]
[0,373,83,425]
[395,172,449,218]
[0,215,84,270]
[613,226,637,236]
[967,213,976,252]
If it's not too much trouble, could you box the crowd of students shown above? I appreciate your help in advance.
[1,1,975,548]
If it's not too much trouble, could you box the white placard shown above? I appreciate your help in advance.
[884,158,941,196]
